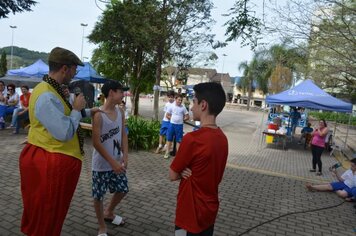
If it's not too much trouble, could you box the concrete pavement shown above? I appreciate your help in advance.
[1,108,356,235]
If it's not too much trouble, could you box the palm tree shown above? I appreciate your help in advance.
[238,58,260,111]
[238,52,271,110]
[264,42,307,93]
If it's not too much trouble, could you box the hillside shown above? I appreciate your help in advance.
[0,46,49,69]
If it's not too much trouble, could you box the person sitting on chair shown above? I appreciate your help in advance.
[298,122,313,145]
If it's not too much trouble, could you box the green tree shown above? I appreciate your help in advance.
[151,0,215,120]
[0,0,37,18]
[238,54,271,110]
[0,51,7,76]
[238,41,307,106]
[89,1,158,115]
[89,0,216,119]
[265,42,308,93]
[238,60,254,111]
[267,0,355,99]
[223,0,263,50]
[0,46,49,67]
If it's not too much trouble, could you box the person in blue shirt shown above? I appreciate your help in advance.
[290,107,301,136]
[298,122,313,145]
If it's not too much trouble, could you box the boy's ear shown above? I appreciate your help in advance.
[201,100,208,111]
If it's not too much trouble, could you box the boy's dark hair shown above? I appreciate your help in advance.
[167,90,175,97]
[101,80,129,98]
[175,93,183,99]
[350,158,356,165]
[7,83,15,91]
[0,81,4,86]
[193,82,226,116]
[20,85,29,91]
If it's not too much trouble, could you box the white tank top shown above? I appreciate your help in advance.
[92,108,123,171]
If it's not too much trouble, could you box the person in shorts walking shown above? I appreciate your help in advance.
[164,93,189,159]
[155,90,175,153]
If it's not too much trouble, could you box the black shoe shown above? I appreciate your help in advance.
[309,169,316,172]
[316,172,322,176]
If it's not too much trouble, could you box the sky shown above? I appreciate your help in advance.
[0,0,267,77]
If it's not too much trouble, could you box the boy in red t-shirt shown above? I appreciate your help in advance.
[169,82,228,236]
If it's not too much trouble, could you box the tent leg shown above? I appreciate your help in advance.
[333,113,338,138]
[343,113,351,150]
[258,108,266,150]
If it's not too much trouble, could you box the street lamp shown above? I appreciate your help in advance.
[10,25,17,69]
[80,23,88,61]
[220,53,227,83]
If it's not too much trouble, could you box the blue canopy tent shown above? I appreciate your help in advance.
[7,59,49,77]
[74,62,108,84]
[265,79,353,150]
[266,79,352,113]
[1,59,49,88]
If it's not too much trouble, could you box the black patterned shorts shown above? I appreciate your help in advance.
[92,170,129,200]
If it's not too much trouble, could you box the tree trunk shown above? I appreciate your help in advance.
[153,0,167,121]
[131,48,143,116]
[153,43,163,121]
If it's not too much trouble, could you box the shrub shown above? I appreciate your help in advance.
[126,116,160,150]
[309,111,356,126]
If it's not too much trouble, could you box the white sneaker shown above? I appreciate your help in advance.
[163,152,170,159]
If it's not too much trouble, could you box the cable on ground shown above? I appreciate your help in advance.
[238,200,346,236]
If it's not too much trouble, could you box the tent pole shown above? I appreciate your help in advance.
[259,107,266,150]
[333,113,338,138]
[343,113,351,150]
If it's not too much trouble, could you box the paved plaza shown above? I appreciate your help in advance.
[0,106,356,235]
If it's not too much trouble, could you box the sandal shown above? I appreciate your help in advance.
[104,215,125,226]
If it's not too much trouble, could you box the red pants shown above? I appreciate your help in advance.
[19,144,81,236]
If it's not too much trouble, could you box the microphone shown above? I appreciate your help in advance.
[74,87,86,118]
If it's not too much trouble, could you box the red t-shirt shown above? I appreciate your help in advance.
[20,92,31,108]
[170,127,228,233]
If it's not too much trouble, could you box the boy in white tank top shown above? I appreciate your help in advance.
[91,80,129,236]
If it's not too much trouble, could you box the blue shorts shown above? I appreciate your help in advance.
[167,123,183,143]
[330,181,353,197]
[160,120,170,136]
[92,170,129,201]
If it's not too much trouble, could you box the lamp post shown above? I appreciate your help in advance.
[220,53,227,83]
[10,25,17,69]
[80,23,88,61]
